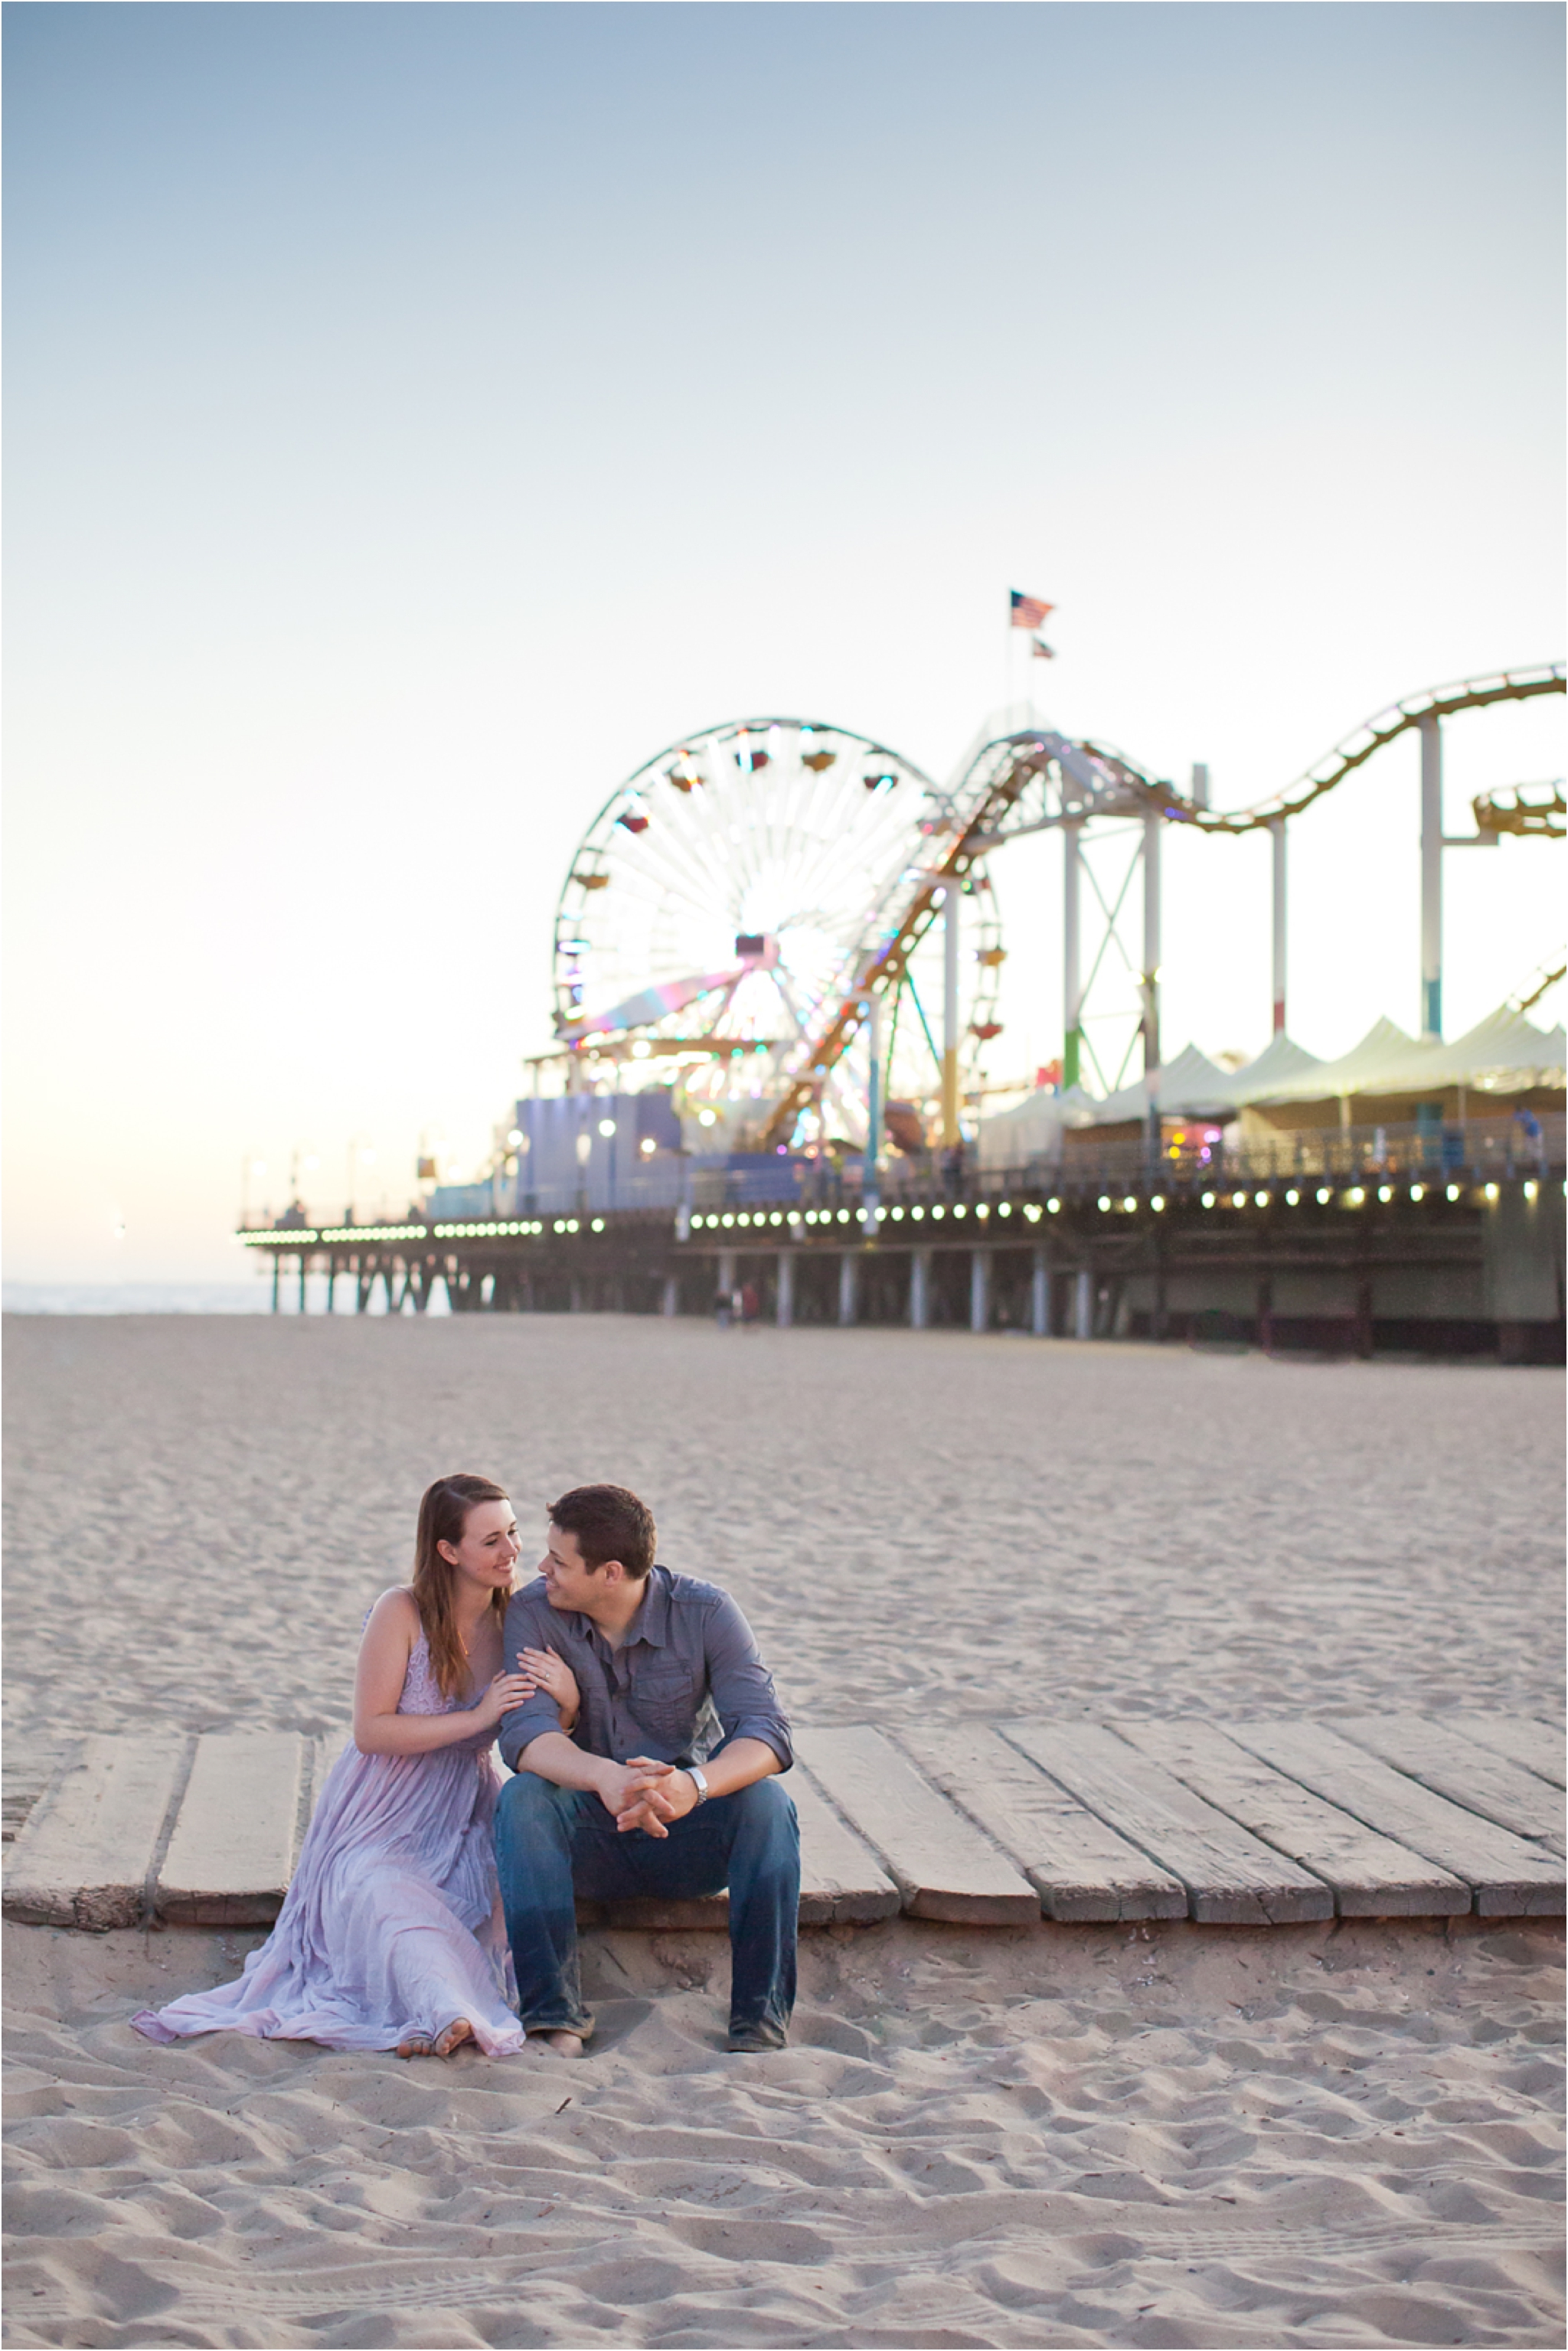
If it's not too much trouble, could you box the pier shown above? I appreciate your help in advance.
[240,1125,1565,1363]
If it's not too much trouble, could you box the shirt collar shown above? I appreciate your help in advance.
[622,1564,671,1649]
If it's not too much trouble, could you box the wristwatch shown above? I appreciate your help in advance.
[684,1765,710,1804]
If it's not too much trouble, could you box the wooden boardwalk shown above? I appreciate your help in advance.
[3,1713,1561,1934]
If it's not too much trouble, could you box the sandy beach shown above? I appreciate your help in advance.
[4,1315,1563,2346]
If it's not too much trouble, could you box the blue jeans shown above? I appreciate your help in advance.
[494,1770,799,2046]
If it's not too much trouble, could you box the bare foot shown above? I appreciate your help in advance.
[396,2032,433,2059]
[433,2017,475,2058]
[528,2028,585,2057]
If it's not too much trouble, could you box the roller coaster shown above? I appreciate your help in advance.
[547,664,1564,1158]
[240,661,1564,1352]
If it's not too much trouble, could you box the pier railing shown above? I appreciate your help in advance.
[240,1115,1562,1235]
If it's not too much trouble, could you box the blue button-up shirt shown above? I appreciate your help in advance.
[498,1567,792,1777]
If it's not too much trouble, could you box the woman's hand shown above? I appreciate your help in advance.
[470,1671,538,1732]
[517,1646,581,1729]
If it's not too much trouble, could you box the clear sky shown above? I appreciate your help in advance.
[5,1,1563,1282]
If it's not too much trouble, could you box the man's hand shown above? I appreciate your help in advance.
[597,1757,701,1837]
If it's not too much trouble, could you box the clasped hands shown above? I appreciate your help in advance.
[599,1755,697,1837]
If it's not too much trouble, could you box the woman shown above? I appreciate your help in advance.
[133,1474,577,2059]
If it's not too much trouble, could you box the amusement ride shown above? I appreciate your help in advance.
[540,665,1565,1167]
[241,651,1564,1348]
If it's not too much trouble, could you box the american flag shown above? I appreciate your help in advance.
[1031,637,1055,660]
[1010,589,1054,629]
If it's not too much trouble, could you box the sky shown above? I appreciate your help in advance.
[5,0,1563,1283]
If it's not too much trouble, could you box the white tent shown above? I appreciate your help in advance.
[978,1004,1563,1156]
[975,1086,1099,1170]
[1240,1007,1565,1103]
[1220,1031,1327,1105]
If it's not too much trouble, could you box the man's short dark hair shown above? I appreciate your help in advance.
[547,1484,656,1580]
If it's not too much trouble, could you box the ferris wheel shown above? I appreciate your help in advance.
[552,716,1003,1148]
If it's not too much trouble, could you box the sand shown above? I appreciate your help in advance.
[3,1316,1563,1752]
[4,1316,1564,2346]
[6,1915,1562,2349]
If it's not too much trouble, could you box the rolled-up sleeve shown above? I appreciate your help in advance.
[498,1590,567,1773]
[703,1592,792,1771]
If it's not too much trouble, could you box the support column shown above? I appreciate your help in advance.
[776,1252,793,1328]
[1142,808,1161,1174]
[298,1254,308,1314]
[1419,713,1442,1040]
[838,1253,858,1327]
[660,1274,678,1317]
[941,883,961,1148]
[1270,818,1288,1034]
[969,1250,990,1334]
[910,1249,930,1329]
[1073,1267,1093,1340]
[271,1253,281,1313]
[717,1249,737,1293]
[864,991,883,1230]
[1031,1246,1050,1336]
[325,1259,336,1315]
[1063,821,1083,1089]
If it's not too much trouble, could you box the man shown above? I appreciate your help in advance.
[494,1483,798,2054]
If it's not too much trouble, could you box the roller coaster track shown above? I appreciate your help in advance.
[1474,780,1565,838]
[762,666,1564,1145]
[1086,663,1565,834]
[758,734,1073,1148]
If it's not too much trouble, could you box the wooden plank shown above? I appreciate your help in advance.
[1002,1721,1334,1925]
[794,1726,1039,1923]
[2,1734,188,1931]
[1223,1719,1566,1917]
[1116,1719,1469,1917]
[155,1733,308,1926]
[2,1735,71,1847]
[1450,1713,1566,1791]
[1334,1714,1565,1850]
[897,1723,1187,1922]
[584,1892,729,1930]
[792,1766,902,1924]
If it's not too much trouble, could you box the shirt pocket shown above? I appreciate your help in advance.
[629,1657,700,1741]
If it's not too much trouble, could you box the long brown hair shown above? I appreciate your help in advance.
[411,1474,513,1700]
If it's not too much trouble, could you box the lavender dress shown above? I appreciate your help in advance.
[132,1628,524,2055]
